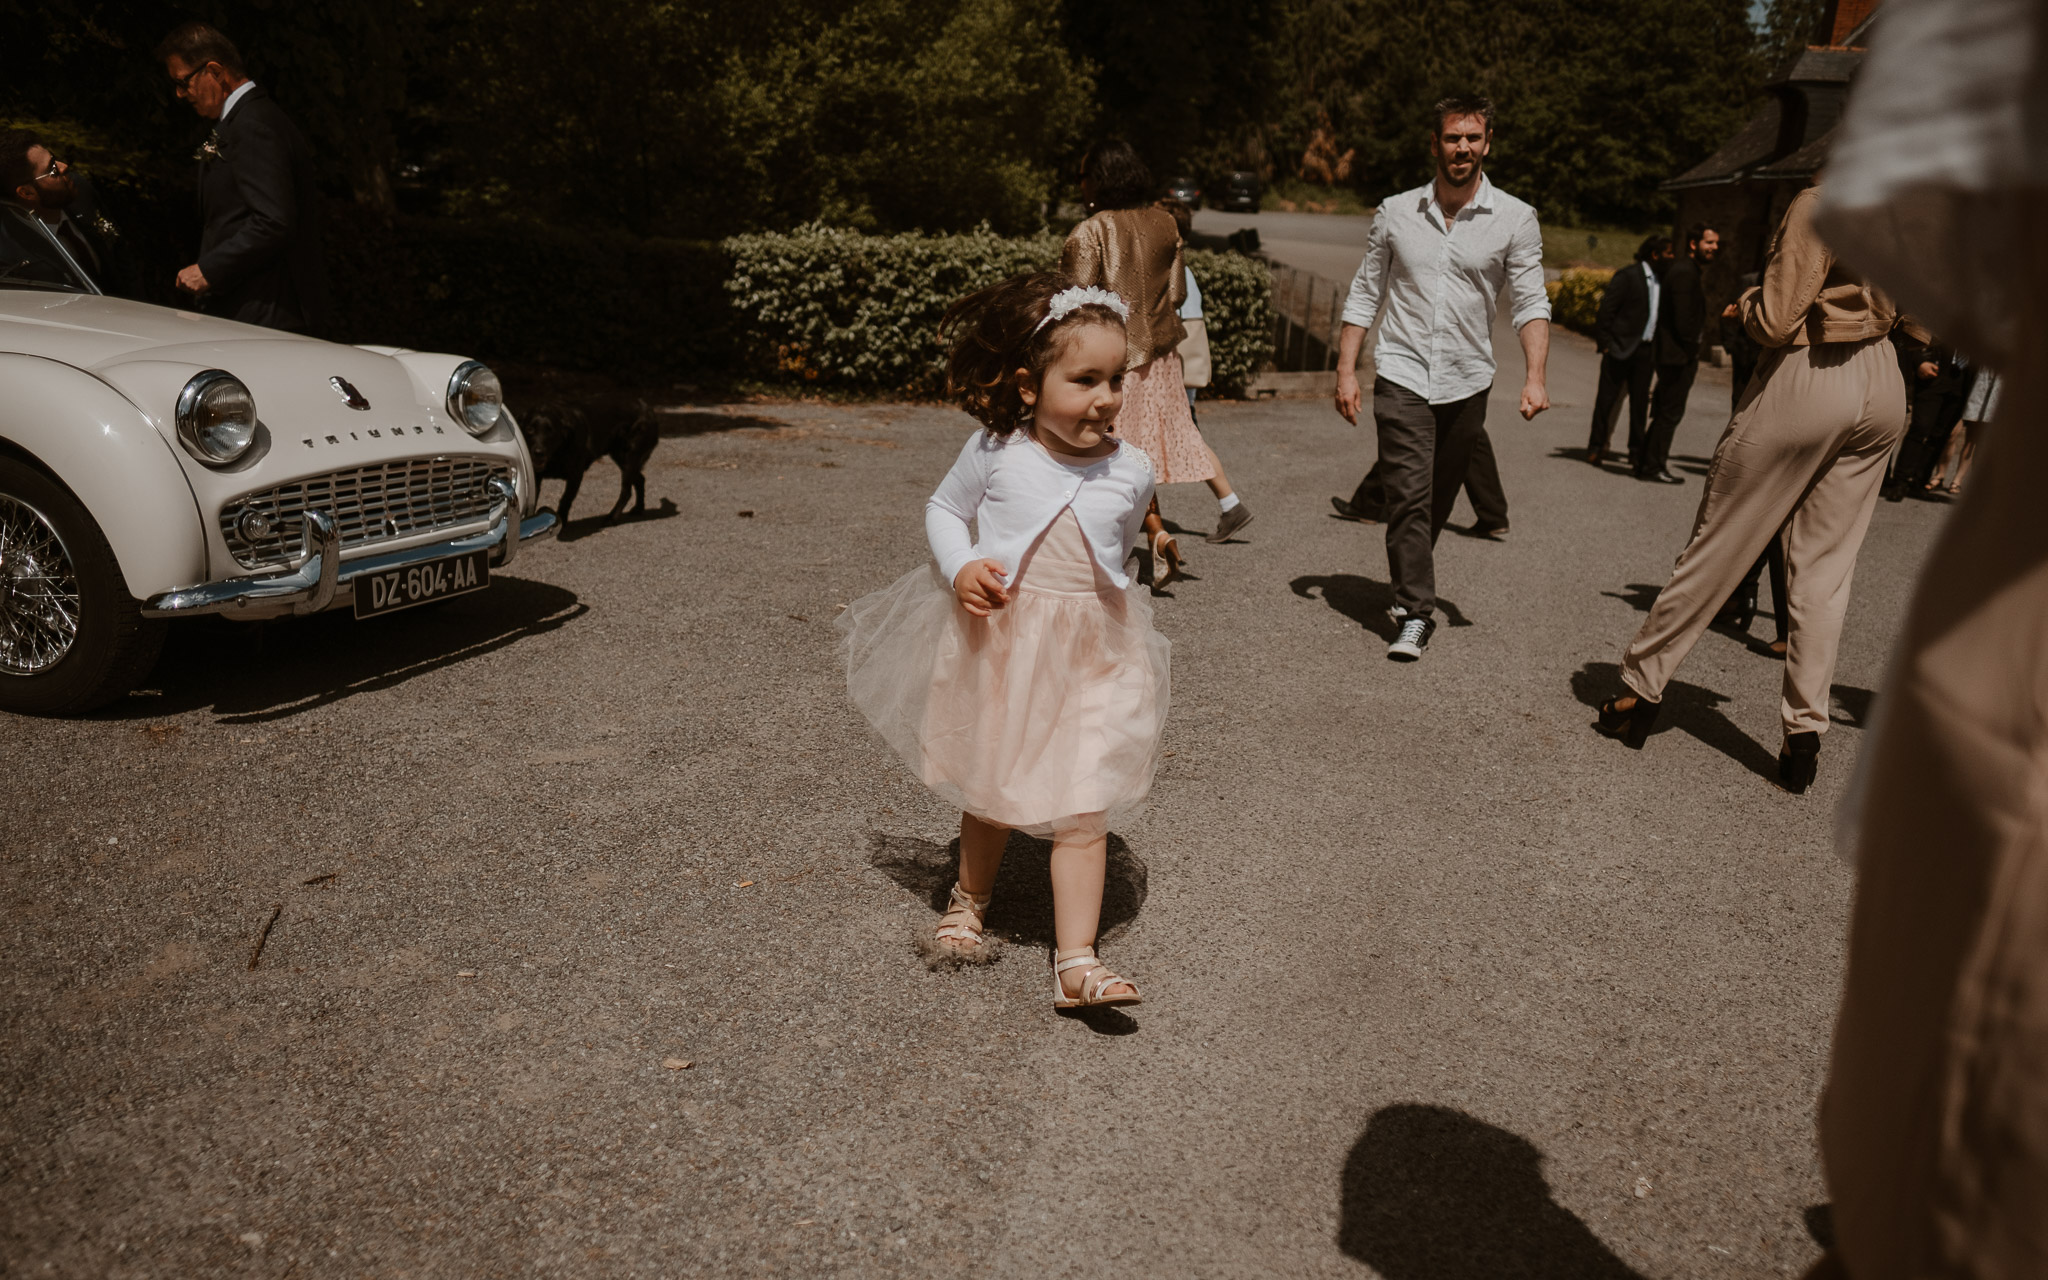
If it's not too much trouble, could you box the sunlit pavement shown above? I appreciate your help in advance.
[0,323,1948,1276]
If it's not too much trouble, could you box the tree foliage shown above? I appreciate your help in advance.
[1208,0,1768,227]
[6,0,1795,239]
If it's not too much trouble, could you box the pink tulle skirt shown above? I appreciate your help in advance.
[1118,352,1216,484]
[838,510,1170,836]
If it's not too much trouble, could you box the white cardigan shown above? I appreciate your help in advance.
[925,428,1155,591]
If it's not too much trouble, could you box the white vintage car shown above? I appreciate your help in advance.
[0,249,555,715]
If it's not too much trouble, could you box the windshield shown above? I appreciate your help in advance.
[0,208,95,294]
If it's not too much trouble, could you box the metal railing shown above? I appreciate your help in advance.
[1269,264,1347,373]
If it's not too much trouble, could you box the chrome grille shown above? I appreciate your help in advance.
[220,456,513,569]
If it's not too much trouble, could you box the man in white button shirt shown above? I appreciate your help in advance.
[1333,94,1551,662]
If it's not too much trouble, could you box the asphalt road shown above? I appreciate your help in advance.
[1192,207,1374,288]
[1,325,1950,1277]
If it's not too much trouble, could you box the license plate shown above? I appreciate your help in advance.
[353,549,490,618]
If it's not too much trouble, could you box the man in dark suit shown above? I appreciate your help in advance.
[1585,235,1668,468]
[1,130,141,297]
[1637,223,1720,484]
[157,22,329,334]
[1882,332,1970,501]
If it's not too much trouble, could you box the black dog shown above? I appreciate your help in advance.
[518,397,659,526]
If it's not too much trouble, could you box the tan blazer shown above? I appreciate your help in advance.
[1060,207,1187,368]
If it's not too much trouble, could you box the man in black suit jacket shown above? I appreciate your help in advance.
[1,130,142,297]
[1585,235,1669,468]
[1637,223,1721,484]
[1882,332,1969,500]
[158,23,330,334]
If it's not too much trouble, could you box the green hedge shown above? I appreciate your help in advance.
[1187,249,1273,393]
[724,223,1276,395]
[326,210,730,377]
[723,222,1061,392]
[1545,267,1614,337]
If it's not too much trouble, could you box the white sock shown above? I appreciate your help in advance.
[1218,493,1241,513]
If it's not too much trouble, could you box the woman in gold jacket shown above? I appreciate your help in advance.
[1592,181,1912,793]
[1063,140,1251,585]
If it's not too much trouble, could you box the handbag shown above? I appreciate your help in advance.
[1178,316,1213,388]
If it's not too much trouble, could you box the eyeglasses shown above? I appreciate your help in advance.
[33,155,62,181]
[169,62,217,94]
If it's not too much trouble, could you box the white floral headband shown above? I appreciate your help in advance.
[1033,285,1130,334]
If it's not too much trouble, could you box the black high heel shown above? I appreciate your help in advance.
[1596,694,1661,749]
[1778,731,1820,793]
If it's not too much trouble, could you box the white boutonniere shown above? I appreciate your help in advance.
[195,130,223,164]
[92,213,119,240]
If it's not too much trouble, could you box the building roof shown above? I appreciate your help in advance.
[1663,44,1862,190]
[1754,125,1837,180]
[1667,99,1784,190]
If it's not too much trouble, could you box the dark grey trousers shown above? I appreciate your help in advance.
[1347,428,1508,528]
[1372,377,1491,617]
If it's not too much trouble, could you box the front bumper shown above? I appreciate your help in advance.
[142,477,556,619]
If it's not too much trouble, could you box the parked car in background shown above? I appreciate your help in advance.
[1218,171,1262,213]
[1163,175,1202,210]
[0,239,556,716]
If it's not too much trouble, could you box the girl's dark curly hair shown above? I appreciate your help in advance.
[1082,139,1155,211]
[941,272,1127,435]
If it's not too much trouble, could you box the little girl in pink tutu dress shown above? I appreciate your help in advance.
[837,272,1171,1008]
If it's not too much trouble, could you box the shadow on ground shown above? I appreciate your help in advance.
[657,411,793,438]
[1291,574,1471,639]
[1571,661,1777,780]
[1338,1104,1645,1279]
[1830,685,1875,728]
[867,831,1146,946]
[101,576,586,724]
[556,496,681,543]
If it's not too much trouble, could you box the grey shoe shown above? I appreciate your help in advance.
[1208,502,1254,543]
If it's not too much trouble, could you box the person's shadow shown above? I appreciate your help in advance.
[1570,661,1778,780]
[868,830,1148,1034]
[868,831,1146,946]
[1291,574,1472,640]
[1338,1104,1645,1279]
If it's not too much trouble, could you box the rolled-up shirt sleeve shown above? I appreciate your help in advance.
[1506,208,1551,329]
[1341,209,1392,329]
[925,432,989,584]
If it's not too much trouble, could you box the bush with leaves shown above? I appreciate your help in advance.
[725,224,1277,395]
[1187,250,1274,393]
[723,223,1060,391]
[1546,267,1614,337]
[326,210,730,377]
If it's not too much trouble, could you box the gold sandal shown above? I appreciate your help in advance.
[933,884,992,958]
[1151,532,1187,587]
[1050,946,1142,1009]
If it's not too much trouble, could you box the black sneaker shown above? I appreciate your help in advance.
[1386,613,1435,661]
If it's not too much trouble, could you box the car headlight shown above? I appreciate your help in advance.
[175,370,258,465]
[446,360,503,436]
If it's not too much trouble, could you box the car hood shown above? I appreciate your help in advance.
[1,289,431,438]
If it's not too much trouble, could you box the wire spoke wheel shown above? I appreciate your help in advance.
[0,492,83,675]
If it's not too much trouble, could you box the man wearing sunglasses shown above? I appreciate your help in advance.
[0,130,138,297]
[156,22,329,334]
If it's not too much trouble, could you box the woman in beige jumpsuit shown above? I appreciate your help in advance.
[1593,183,1911,793]
[1798,0,2048,1273]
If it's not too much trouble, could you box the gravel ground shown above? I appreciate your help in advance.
[1,326,1949,1278]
